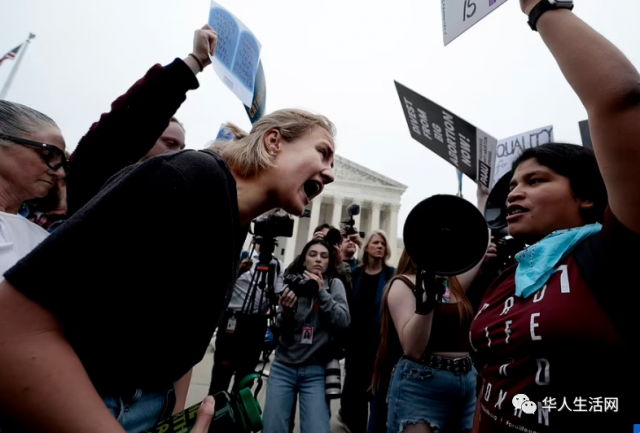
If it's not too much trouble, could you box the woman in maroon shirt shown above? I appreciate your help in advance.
[470,1,640,432]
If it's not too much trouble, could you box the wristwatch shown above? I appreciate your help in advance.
[528,0,574,31]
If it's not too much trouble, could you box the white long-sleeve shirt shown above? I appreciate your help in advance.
[227,251,284,314]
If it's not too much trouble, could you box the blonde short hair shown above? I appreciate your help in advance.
[359,229,392,268]
[208,109,335,178]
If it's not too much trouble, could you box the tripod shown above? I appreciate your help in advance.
[209,236,281,397]
[240,236,279,316]
[226,236,279,382]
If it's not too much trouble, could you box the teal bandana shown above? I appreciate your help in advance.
[515,223,602,298]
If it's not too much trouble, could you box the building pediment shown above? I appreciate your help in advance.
[334,155,407,190]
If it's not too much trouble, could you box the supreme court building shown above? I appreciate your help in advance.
[245,155,408,267]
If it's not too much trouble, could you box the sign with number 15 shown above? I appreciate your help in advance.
[442,0,508,45]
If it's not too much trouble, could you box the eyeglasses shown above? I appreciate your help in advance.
[0,134,68,172]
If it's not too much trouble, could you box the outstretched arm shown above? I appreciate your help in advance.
[523,1,640,233]
[66,25,217,216]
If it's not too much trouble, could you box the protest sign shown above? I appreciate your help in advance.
[395,81,497,190]
[492,125,554,187]
[215,124,235,141]
[441,0,508,45]
[579,120,592,150]
[208,1,261,107]
[244,60,266,124]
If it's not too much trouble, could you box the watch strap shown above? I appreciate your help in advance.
[528,0,574,31]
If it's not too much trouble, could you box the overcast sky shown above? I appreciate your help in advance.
[2,0,639,230]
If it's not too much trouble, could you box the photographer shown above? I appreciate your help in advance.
[0,99,336,433]
[262,239,350,433]
[286,223,354,294]
[341,230,362,270]
[470,1,640,431]
[208,236,284,397]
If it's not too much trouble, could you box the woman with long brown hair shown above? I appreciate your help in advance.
[339,230,396,433]
[372,248,489,433]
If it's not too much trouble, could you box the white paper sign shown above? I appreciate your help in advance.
[442,0,509,45]
[208,1,262,106]
[492,125,554,187]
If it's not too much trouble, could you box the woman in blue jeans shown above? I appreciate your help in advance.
[372,248,489,433]
[263,239,350,433]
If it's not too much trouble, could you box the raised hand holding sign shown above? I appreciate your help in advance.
[208,1,262,107]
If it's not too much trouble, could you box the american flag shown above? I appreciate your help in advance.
[0,44,22,67]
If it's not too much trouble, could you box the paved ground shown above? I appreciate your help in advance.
[186,340,349,433]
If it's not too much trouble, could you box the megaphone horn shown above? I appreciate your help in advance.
[484,171,512,234]
[403,195,489,276]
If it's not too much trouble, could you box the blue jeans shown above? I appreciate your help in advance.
[262,362,330,433]
[387,358,477,433]
[102,387,175,433]
[0,388,174,433]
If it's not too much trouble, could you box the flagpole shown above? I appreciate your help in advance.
[0,33,35,100]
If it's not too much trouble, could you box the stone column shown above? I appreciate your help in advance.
[307,199,322,240]
[370,201,381,232]
[388,204,400,257]
[331,195,344,228]
[283,215,301,266]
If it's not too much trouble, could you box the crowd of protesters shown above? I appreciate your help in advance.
[0,1,639,432]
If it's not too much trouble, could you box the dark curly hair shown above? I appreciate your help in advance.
[511,143,607,224]
[287,239,339,280]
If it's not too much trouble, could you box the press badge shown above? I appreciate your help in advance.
[226,317,237,333]
[301,326,314,344]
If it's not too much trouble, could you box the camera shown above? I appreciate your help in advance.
[253,211,294,239]
[325,359,342,399]
[283,273,319,297]
[341,204,365,239]
[324,227,343,249]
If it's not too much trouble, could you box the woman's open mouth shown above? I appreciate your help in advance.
[303,180,323,201]
[506,204,529,222]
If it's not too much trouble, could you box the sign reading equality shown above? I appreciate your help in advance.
[442,0,509,45]
[492,125,554,187]
[395,81,497,190]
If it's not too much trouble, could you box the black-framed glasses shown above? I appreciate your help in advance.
[0,134,68,172]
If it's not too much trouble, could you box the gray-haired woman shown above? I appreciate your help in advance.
[0,101,67,277]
